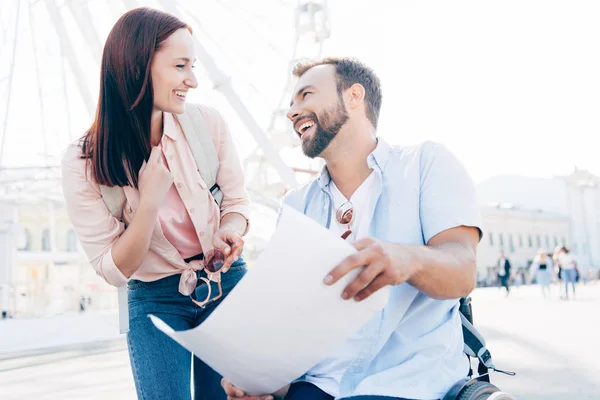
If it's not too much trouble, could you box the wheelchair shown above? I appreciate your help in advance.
[443,297,517,400]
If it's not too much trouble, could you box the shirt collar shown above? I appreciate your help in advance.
[316,137,391,189]
[162,112,179,141]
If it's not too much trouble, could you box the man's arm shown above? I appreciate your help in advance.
[405,225,479,299]
[324,225,479,302]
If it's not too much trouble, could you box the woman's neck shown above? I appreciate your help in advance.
[150,109,163,147]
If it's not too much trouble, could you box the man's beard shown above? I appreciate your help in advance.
[301,98,349,159]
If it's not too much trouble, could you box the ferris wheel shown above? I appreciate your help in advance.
[0,0,331,207]
[244,0,331,200]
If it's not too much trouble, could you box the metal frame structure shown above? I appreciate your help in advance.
[244,0,331,196]
[0,0,21,168]
[0,0,332,205]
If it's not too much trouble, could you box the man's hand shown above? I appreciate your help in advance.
[221,379,275,400]
[324,237,415,302]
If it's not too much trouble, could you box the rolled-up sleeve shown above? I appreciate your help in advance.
[200,106,251,234]
[61,145,129,287]
[418,141,483,245]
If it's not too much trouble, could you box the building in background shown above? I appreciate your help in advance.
[0,200,277,318]
[476,169,600,283]
[477,204,569,285]
[0,201,118,318]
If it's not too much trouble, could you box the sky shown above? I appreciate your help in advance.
[2,0,599,185]
[324,0,600,182]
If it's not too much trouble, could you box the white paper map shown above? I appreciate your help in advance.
[150,205,389,395]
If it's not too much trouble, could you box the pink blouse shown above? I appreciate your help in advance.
[61,105,250,296]
[156,140,203,260]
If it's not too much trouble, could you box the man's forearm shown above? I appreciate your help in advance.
[401,242,477,300]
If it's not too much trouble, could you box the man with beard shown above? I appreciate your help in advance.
[222,58,482,400]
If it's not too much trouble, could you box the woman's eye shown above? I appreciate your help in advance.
[303,92,311,98]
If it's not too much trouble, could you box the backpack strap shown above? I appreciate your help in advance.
[176,104,223,205]
[459,298,516,381]
[99,185,126,221]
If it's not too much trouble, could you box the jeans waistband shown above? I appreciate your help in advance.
[184,253,204,263]
[128,257,246,290]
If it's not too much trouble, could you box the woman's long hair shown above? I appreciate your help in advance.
[82,7,191,188]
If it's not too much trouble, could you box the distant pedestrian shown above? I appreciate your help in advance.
[553,246,563,285]
[79,295,86,313]
[497,251,512,297]
[556,247,577,299]
[530,249,553,298]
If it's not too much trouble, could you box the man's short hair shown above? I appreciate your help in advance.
[293,57,383,128]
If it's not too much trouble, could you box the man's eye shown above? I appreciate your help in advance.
[303,92,311,98]
[176,65,185,69]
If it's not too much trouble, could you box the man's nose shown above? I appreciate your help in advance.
[287,107,301,122]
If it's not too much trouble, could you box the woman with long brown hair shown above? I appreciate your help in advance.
[61,8,249,399]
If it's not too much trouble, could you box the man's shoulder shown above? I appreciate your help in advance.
[386,140,447,161]
[382,140,453,179]
[282,180,318,211]
[386,140,470,182]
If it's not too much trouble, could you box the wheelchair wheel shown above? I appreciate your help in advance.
[456,381,501,400]
[487,393,516,400]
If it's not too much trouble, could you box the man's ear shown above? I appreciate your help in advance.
[347,83,366,110]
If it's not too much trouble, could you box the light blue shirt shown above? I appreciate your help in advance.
[282,139,482,400]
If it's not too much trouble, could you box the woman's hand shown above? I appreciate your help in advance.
[138,147,173,210]
[221,379,273,400]
[212,225,244,272]
[221,379,290,400]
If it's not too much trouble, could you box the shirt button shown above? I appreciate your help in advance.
[199,231,205,236]
[169,155,174,161]
[190,208,195,213]
[177,183,183,189]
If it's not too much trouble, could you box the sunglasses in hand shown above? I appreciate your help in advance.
[191,237,244,308]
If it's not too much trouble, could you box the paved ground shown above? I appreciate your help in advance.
[0,340,134,400]
[0,311,121,355]
[470,282,600,400]
[1,283,598,399]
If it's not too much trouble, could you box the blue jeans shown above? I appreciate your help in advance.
[562,268,577,297]
[127,259,247,400]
